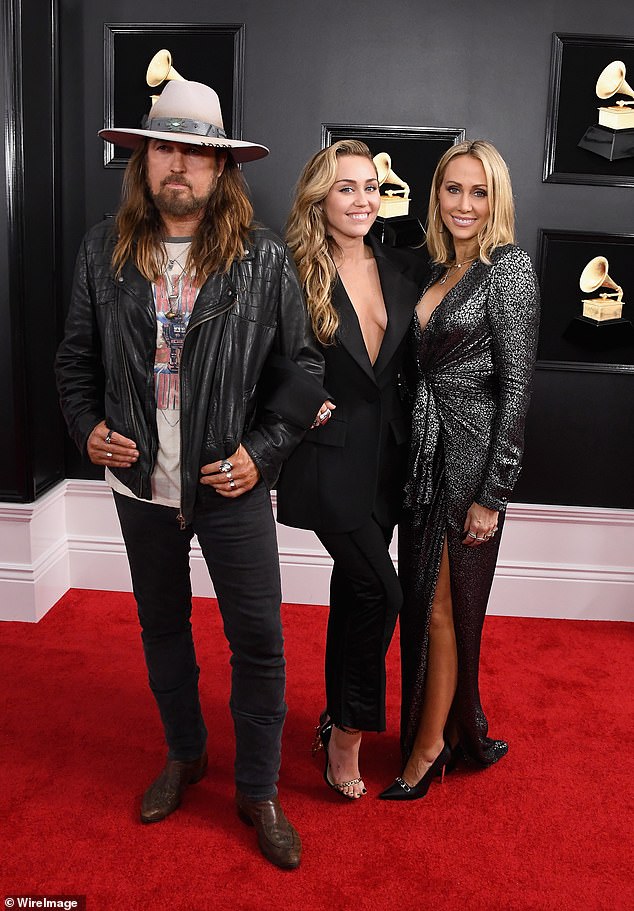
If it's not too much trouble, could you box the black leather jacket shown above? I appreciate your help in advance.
[55,220,324,523]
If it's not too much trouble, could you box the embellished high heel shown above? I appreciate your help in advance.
[378,742,451,801]
[316,718,366,800]
[311,710,330,757]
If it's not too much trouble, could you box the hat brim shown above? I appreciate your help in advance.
[98,128,269,163]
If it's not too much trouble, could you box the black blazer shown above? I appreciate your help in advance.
[276,235,427,534]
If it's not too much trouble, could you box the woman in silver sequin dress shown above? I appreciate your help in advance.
[379,140,540,801]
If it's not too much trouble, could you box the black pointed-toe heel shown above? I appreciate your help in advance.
[378,743,451,801]
[445,742,465,774]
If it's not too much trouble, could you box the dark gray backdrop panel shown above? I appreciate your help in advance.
[51,1,634,508]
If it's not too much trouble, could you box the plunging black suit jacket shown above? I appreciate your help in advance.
[276,235,427,534]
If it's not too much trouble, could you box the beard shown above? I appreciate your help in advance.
[150,178,215,218]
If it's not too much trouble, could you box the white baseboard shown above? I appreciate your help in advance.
[1,480,632,622]
[0,485,70,621]
[489,503,634,621]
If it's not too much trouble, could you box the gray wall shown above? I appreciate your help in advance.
[67,0,634,242]
[55,0,634,506]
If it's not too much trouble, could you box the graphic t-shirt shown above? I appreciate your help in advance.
[106,237,199,508]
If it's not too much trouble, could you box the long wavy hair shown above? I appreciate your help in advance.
[112,141,253,282]
[286,139,375,345]
[426,139,515,267]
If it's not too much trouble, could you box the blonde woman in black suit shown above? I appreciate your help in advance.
[277,140,426,799]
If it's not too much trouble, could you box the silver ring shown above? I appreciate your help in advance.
[104,431,112,444]
[106,451,112,458]
[229,479,236,490]
[219,459,233,474]
[467,531,477,539]
[475,535,487,541]
[318,408,331,422]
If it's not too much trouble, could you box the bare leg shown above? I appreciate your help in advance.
[326,726,366,798]
[401,538,457,787]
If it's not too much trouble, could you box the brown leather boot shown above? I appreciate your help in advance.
[140,752,208,823]
[235,790,302,869]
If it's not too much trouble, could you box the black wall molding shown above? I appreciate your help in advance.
[0,0,65,502]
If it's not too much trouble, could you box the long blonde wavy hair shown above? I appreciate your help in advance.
[426,139,515,267]
[112,141,253,282]
[286,140,375,345]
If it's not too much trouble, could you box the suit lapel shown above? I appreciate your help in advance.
[371,238,419,379]
[333,279,376,381]
[334,235,421,383]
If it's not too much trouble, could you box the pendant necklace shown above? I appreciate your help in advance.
[165,257,189,320]
[439,256,477,285]
[166,247,189,271]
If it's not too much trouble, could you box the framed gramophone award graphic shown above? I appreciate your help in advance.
[322,124,465,247]
[536,229,634,373]
[543,33,634,186]
[103,23,245,168]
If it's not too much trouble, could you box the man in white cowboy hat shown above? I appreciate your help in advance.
[56,79,325,870]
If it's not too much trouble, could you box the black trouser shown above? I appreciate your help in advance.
[317,517,402,732]
[113,482,286,801]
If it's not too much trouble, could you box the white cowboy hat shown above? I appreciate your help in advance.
[98,80,269,163]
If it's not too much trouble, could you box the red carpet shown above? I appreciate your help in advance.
[1,590,632,911]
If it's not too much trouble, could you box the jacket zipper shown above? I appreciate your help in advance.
[177,287,237,529]
[115,280,150,495]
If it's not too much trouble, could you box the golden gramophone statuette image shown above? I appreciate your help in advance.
[578,60,634,161]
[372,153,411,218]
[367,151,423,248]
[579,256,625,322]
[596,61,634,130]
[146,49,185,107]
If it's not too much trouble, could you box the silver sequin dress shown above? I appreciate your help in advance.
[399,244,540,765]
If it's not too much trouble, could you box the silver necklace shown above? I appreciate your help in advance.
[166,247,189,270]
[438,257,477,285]
[164,257,190,320]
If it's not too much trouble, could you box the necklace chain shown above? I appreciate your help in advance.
[438,257,477,286]
[164,245,191,318]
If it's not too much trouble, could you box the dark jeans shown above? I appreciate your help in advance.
[113,482,286,801]
[317,517,402,732]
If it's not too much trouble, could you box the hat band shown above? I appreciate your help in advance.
[143,116,227,139]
